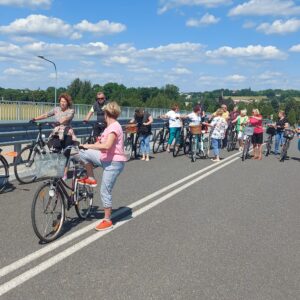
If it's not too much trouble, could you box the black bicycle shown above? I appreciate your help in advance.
[152,121,170,153]
[173,122,189,157]
[279,129,295,162]
[226,123,238,152]
[31,146,93,243]
[83,121,106,144]
[264,125,276,156]
[124,124,140,159]
[0,148,9,193]
[14,122,52,184]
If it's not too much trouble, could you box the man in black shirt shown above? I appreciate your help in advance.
[83,92,108,138]
[274,110,289,155]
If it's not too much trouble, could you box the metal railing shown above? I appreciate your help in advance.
[0,100,187,121]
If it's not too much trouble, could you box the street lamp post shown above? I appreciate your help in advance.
[37,56,57,107]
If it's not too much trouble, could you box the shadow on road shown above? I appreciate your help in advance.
[38,206,133,244]
[291,156,300,162]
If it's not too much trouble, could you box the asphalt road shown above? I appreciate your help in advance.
[0,141,299,300]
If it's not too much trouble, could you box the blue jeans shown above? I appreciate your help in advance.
[168,127,181,145]
[275,132,285,154]
[298,138,300,151]
[140,134,150,155]
[211,138,221,157]
[79,149,125,208]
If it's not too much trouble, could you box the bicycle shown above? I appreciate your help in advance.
[279,129,295,162]
[152,121,170,153]
[173,121,189,157]
[241,125,254,161]
[31,146,93,243]
[264,125,276,156]
[82,121,106,144]
[14,122,52,184]
[124,124,140,159]
[0,149,9,193]
[226,123,238,152]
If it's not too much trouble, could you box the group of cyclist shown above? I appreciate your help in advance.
[29,91,299,231]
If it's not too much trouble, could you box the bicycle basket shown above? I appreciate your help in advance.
[189,124,202,135]
[283,129,295,140]
[35,153,67,178]
[125,124,137,134]
[266,127,276,135]
[244,126,254,136]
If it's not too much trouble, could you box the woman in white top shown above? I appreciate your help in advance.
[161,104,182,153]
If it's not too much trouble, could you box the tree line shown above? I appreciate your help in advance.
[1,79,299,124]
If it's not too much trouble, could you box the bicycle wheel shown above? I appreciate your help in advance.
[172,137,181,157]
[75,169,93,219]
[242,139,250,161]
[124,136,134,160]
[31,181,65,243]
[0,156,9,193]
[226,131,233,152]
[162,131,170,151]
[265,135,272,156]
[134,134,140,159]
[14,145,40,184]
[199,136,209,159]
[152,130,163,153]
[190,137,197,162]
[184,134,190,155]
[280,141,289,162]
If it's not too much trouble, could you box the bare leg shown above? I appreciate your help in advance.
[85,163,95,178]
[258,144,263,160]
[104,207,112,219]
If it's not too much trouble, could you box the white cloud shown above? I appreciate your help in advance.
[206,45,286,60]
[229,0,300,17]
[0,14,73,38]
[3,67,26,75]
[171,67,191,75]
[289,44,300,52]
[107,56,130,64]
[257,18,300,35]
[258,71,282,80]
[0,0,51,8]
[186,13,220,27]
[225,74,246,82]
[0,15,126,40]
[137,42,205,62]
[158,0,232,14]
[74,20,126,35]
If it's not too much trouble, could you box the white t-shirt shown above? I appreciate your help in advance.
[188,112,201,125]
[166,110,182,128]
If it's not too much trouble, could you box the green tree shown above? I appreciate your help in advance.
[287,110,296,126]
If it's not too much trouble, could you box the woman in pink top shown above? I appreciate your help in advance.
[249,109,263,160]
[79,102,126,231]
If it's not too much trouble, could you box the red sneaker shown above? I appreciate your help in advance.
[95,219,113,231]
[77,177,97,187]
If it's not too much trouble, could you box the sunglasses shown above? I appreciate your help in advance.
[97,97,105,100]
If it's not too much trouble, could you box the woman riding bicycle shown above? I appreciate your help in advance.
[30,93,77,179]
[78,102,126,231]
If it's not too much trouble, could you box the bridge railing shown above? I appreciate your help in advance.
[0,120,166,156]
[0,100,184,121]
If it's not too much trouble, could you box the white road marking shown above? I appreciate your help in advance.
[0,156,239,297]
[0,150,242,278]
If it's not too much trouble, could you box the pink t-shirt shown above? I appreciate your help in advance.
[249,115,263,134]
[99,121,127,162]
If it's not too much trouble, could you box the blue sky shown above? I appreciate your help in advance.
[0,0,300,92]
